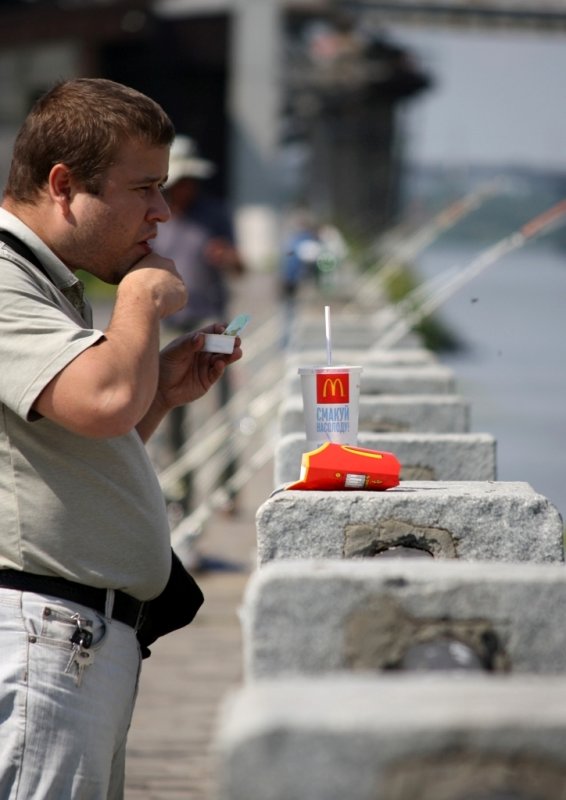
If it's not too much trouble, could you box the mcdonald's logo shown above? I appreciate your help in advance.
[316,372,349,404]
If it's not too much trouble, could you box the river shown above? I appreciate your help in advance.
[413,240,566,524]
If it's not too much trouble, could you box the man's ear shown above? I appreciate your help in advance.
[48,163,74,213]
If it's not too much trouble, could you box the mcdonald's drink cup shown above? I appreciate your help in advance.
[298,365,362,448]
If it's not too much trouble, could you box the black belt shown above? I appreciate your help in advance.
[0,569,145,630]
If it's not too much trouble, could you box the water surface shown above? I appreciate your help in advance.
[414,241,566,523]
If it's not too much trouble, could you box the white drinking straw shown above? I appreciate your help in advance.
[324,305,332,366]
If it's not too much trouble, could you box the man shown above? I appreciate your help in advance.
[155,135,245,511]
[0,78,241,799]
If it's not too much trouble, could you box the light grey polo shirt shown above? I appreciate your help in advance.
[0,209,171,601]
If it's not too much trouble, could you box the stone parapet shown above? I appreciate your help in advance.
[274,431,496,486]
[287,308,420,350]
[278,393,470,435]
[285,347,438,368]
[256,482,564,565]
[213,675,566,800]
[242,558,566,679]
[210,291,566,800]
[286,364,457,395]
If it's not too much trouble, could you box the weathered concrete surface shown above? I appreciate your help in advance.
[287,309,419,350]
[285,347,438,368]
[274,431,496,486]
[278,394,470,435]
[286,364,457,395]
[256,482,564,565]
[242,559,566,679]
[213,675,566,800]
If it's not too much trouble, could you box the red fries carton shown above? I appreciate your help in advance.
[285,442,401,491]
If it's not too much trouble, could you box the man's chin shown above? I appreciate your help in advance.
[114,257,144,283]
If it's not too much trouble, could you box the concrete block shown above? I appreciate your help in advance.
[286,364,457,395]
[274,431,496,486]
[285,347,438,368]
[256,482,564,565]
[278,394,470,436]
[213,675,566,800]
[287,309,421,350]
[243,559,566,679]
[286,313,385,350]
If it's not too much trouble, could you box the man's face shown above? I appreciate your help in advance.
[65,139,171,283]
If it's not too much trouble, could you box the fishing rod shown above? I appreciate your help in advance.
[381,177,507,265]
[375,198,566,349]
[345,177,507,311]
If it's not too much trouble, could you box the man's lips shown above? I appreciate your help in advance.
[139,233,156,252]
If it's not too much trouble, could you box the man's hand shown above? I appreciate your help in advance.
[120,251,188,319]
[158,323,242,406]
[136,323,243,442]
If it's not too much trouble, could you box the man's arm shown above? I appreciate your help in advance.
[33,255,187,439]
[135,325,242,443]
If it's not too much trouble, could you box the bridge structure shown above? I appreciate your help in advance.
[1,0,564,265]
[324,0,566,30]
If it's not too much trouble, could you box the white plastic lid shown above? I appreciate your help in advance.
[202,333,235,354]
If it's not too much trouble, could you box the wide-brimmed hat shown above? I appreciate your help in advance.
[166,135,216,186]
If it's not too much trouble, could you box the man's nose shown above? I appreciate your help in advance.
[149,189,171,223]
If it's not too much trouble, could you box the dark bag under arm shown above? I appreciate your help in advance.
[136,550,204,659]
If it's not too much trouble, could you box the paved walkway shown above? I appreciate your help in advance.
[124,476,266,800]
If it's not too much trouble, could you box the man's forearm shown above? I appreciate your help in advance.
[33,281,165,438]
[135,390,170,443]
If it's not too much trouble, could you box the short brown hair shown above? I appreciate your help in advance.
[4,78,175,202]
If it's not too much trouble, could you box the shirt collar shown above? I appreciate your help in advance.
[0,207,81,293]
[0,207,90,323]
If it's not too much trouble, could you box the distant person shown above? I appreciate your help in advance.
[279,209,322,347]
[155,136,246,510]
[279,209,347,346]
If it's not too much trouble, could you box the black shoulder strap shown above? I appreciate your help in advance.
[0,230,52,282]
[0,229,87,319]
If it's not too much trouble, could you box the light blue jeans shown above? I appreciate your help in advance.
[0,588,142,799]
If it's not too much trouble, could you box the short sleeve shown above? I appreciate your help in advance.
[0,259,104,419]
